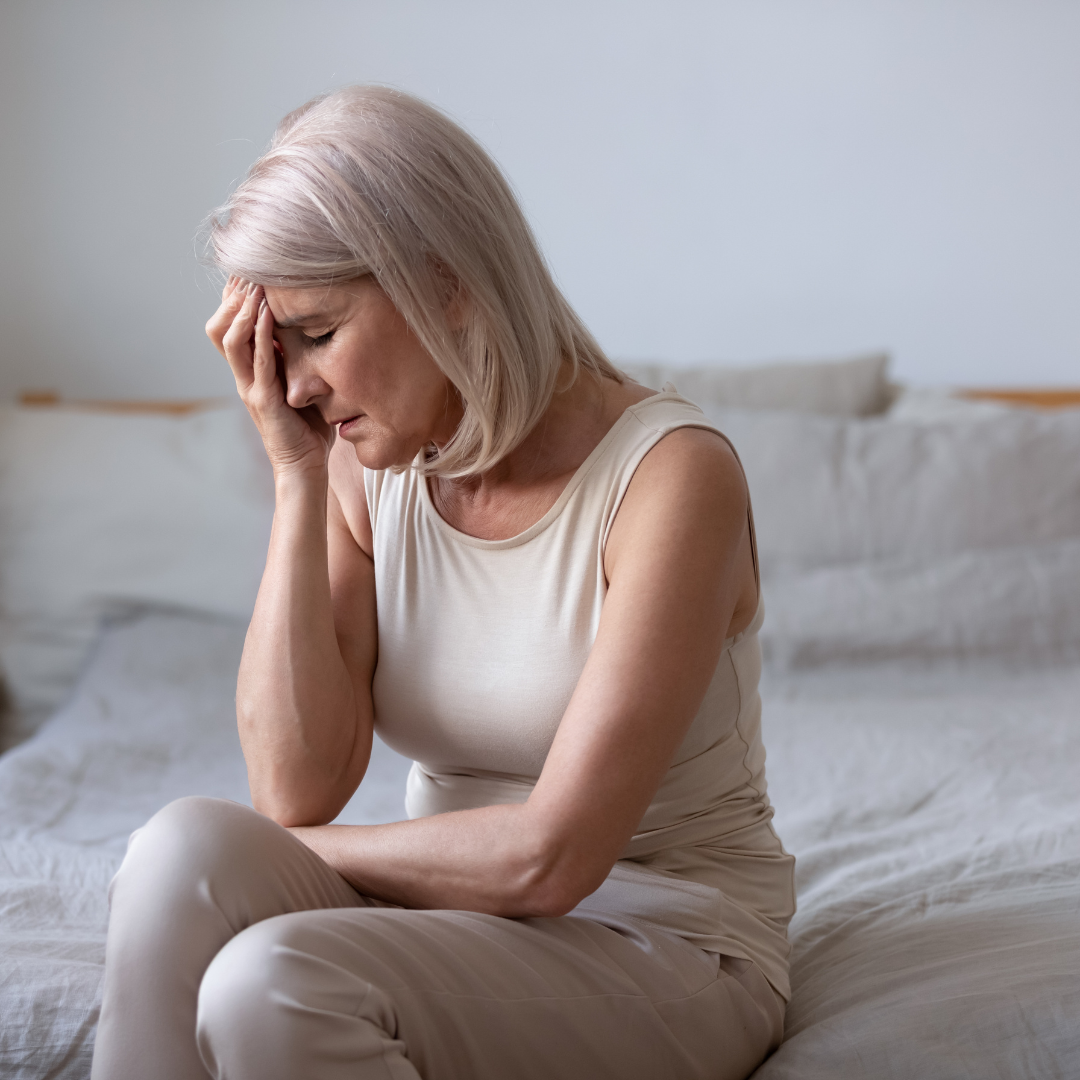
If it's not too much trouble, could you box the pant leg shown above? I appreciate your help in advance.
[90,796,377,1080]
[196,904,783,1080]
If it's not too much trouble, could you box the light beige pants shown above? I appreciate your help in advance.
[90,797,783,1080]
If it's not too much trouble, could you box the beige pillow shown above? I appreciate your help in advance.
[620,352,892,417]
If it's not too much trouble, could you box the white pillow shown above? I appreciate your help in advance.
[760,538,1080,668]
[694,401,1080,664]
[0,403,274,717]
[705,405,1080,573]
[621,353,892,417]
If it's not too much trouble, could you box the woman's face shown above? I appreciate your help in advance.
[263,277,461,471]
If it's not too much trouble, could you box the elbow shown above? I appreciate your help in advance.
[252,793,338,829]
[506,841,607,919]
[518,873,601,919]
[522,888,585,920]
[249,767,349,828]
[243,737,368,829]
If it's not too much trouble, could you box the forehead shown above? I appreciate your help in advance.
[263,282,363,327]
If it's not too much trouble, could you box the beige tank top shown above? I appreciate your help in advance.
[366,390,796,1000]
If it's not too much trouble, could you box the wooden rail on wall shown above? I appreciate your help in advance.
[18,387,1080,414]
[18,391,227,415]
[956,388,1080,410]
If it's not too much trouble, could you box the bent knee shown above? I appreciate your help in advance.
[144,795,257,835]
[197,925,278,1076]
[126,796,265,866]
[196,915,395,1075]
[197,920,281,1033]
[111,797,281,905]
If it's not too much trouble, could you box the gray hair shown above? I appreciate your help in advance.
[206,86,621,477]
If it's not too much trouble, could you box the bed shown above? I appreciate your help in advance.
[2,356,1078,1078]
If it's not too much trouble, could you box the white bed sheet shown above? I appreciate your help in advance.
[1,613,1078,1078]
[0,613,411,1079]
[754,663,1080,1079]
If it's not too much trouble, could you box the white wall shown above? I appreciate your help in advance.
[1,0,1078,401]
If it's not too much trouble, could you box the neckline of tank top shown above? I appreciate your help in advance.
[418,389,702,550]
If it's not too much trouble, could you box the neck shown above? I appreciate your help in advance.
[428,364,653,541]
[449,365,609,494]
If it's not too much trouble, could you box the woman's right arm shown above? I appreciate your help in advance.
[206,279,377,826]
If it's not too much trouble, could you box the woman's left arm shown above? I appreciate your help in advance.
[290,427,755,917]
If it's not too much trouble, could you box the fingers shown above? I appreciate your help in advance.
[218,284,265,393]
[252,295,278,395]
[222,284,260,349]
[219,274,242,312]
[206,278,262,351]
[206,278,252,355]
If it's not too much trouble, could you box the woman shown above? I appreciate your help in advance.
[91,86,795,1080]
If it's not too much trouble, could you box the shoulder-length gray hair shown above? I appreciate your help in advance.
[206,85,621,477]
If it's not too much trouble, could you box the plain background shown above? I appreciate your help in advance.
[0,0,1077,402]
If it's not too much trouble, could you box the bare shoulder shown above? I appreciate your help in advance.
[605,425,757,633]
[328,437,373,556]
[605,426,749,572]
[628,426,747,512]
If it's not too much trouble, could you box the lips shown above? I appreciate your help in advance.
[336,414,363,434]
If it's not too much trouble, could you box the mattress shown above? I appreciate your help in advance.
[1,612,1078,1078]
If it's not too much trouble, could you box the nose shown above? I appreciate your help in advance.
[284,364,330,411]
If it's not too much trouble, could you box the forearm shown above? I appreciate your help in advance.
[290,802,604,918]
[239,468,372,824]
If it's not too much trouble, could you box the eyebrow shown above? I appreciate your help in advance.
[272,313,324,329]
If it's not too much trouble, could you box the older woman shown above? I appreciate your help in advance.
[91,87,794,1080]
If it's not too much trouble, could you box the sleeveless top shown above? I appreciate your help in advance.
[365,390,797,1000]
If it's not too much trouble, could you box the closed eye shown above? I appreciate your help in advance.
[303,330,335,348]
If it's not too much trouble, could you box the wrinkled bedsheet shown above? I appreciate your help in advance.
[1,613,1078,1079]
[0,613,411,1078]
[755,663,1080,1079]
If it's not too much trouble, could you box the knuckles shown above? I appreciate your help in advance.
[221,326,250,354]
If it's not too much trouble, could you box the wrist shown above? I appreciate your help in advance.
[273,460,329,491]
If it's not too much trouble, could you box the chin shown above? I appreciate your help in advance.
[346,433,418,472]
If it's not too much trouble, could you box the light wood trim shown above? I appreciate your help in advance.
[18,391,227,415]
[18,387,1080,416]
[957,388,1080,410]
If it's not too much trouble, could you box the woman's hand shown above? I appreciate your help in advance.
[206,275,333,476]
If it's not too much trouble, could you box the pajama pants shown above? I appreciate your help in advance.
[90,796,783,1080]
